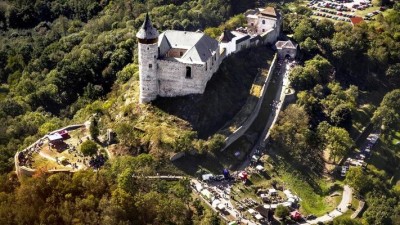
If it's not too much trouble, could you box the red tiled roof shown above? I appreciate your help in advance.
[350,17,364,26]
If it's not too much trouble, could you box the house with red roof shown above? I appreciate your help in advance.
[350,17,365,26]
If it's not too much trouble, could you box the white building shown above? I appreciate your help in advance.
[219,29,252,56]
[245,7,282,44]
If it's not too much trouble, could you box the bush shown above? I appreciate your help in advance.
[80,140,98,156]
[275,205,290,218]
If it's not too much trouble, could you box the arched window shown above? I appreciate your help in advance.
[186,66,192,79]
[149,64,152,69]
[262,20,265,24]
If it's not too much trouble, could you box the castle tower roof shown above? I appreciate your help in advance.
[136,13,159,40]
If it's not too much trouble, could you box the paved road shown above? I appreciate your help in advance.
[238,59,292,171]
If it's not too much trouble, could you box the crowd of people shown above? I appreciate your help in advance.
[17,138,45,168]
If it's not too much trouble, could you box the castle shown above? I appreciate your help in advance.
[136,7,283,104]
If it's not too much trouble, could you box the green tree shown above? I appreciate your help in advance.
[333,217,362,225]
[345,167,371,194]
[89,117,100,140]
[206,134,225,152]
[319,125,354,163]
[80,140,98,156]
[275,205,290,219]
[300,37,318,55]
[372,89,400,135]
[293,19,316,43]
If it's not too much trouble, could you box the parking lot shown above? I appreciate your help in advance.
[307,0,385,22]
[341,131,380,177]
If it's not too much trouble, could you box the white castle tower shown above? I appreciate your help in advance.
[136,13,159,103]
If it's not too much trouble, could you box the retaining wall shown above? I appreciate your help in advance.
[221,54,278,151]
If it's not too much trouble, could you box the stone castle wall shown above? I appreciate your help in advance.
[157,60,207,97]
[222,54,278,151]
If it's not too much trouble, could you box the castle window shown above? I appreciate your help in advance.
[147,47,150,50]
[262,20,265,24]
[149,64,152,69]
[185,66,192,79]
[180,52,183,57]
[205,62,207,71]
[262,29,265,32]
[251,23,254,26]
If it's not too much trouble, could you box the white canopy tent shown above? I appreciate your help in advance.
[212,199,221,208]
[201,189,214,200]
[256,165,264,171]
[195,183,203,192]
[217,204,226,210]
[282,202,292,207]
[202,174,213,181]
[254,213,263,220]
[248,209,256,214]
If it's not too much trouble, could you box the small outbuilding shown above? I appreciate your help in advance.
[47,133,63,144]
[275,40,298,59]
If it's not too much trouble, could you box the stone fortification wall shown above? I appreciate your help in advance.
[222,54,278,151]
[157,60,208,97]
[15,124,85,179]
[261,29,279,44]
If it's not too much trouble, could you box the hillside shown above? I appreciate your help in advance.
[1,0,400,225]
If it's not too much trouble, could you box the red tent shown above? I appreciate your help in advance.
[238,171,248,181]
[290,211,302,221]
[58,130,70,139]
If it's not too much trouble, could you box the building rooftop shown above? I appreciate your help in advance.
[158,30,219,64]
[136,13,159,40]
[275,40,298,49]
[350,17,365,26]
[260,7,278,17]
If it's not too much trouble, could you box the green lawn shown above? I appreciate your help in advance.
[355,6,380,17]
[261,153,342,217]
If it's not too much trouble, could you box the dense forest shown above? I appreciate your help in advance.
[0,0,400,224]
[270,2,400,224]
[0,0,255,224]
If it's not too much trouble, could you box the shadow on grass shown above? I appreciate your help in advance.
[171,153,225,177]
